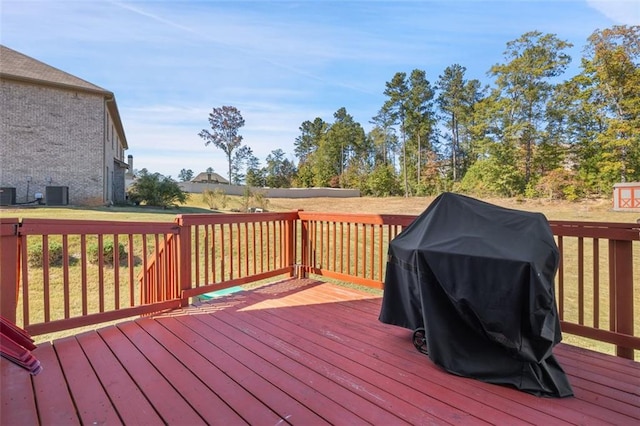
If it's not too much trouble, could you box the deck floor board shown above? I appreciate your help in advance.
[96,324,207,425]
[115,320,247,425]
[133,318,279,425]
[3,278,639,425]
[160,313,328,424]
[53,335,123,425]
[257,288,601,425]
[216,296,505,425]
[297,291,638,425]
[76,329,164,426]
[241,294,557,425]
[30,343,80,426]
[1,354,38,426]
[195,310,400,425]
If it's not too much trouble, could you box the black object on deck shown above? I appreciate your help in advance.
[379,192,573,397]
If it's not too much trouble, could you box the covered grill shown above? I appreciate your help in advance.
[379,193,573,397]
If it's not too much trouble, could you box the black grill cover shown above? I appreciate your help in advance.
[379,193,573,397]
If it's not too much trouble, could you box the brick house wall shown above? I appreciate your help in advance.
[1,80,108,204]
[0,45,129,206]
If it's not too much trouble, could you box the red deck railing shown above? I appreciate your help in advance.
[174,212,298,300]
[1,212,638,359]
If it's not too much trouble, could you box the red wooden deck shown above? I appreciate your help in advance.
[2,279,639,425]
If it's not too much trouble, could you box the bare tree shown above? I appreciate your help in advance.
[198,106,245,184]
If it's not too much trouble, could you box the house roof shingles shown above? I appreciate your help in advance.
[192,172,229,184]
[0,45,108,94]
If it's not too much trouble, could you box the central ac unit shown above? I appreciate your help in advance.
[46,186,69,206]
[0,187,16,205]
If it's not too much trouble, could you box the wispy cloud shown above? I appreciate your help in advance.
[586,1,640,25]
[111,1,379,94]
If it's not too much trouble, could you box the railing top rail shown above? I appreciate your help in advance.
[1,218,19,236]
[5,214,640,240]
[176,211,299,226]
[297,211,416,226]
[548,220,640,229]
[549,220,640,241]
[296,213,640,240]
[18,218,179,235]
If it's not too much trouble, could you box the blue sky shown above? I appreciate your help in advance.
[2,1,638,179]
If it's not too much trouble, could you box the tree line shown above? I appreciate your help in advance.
[198,25,639,199]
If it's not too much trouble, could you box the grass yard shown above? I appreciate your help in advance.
[3,192,640,223]
[2,193,638,357]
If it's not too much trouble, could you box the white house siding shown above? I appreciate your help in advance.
[1,79,107,204]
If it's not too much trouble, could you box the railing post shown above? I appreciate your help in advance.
[176,216,192,307]
[0,219,20,323]
[609,239,634,359]
[285,217,295,277]
[300,215,308,278]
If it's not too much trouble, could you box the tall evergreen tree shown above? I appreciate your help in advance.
[382,70,437,195]
[230,145,254,185]
[293,118,328,187]
[436,64,483,182]
[264,149,297,188]
[311,108,366,187]
[293,118,327,162]
[245,151,265,187]
[370,107,399,166]
[383,72,410,196]
[405,69,436,192]
[581,25,640,185]
[489,32,572,188]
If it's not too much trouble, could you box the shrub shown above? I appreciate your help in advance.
[202,189,216,209]
[252,190,269,210]
[365,164,401,196]
[127,169,187,208]
[241,187,270,212]
[202,188,228,210]
[241,187,253,211]
[535,169,582,201]
[28,242,64,267]
[458,159,525,197]
[87,241,127,266]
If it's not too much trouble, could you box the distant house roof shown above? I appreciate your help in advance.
[192,172,229,184]
[0,45,128,149]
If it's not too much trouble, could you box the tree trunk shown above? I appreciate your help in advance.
[403,128,408,197]
[417,133,421,187]
[452,115,458,181]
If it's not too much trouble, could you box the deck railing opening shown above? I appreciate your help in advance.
[298,212,414,289]
[1,212,638,359]
[175,213,297,300]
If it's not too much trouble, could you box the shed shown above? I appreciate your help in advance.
[613,182,640,211]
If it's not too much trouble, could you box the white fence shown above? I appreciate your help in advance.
[178,182,360,198]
